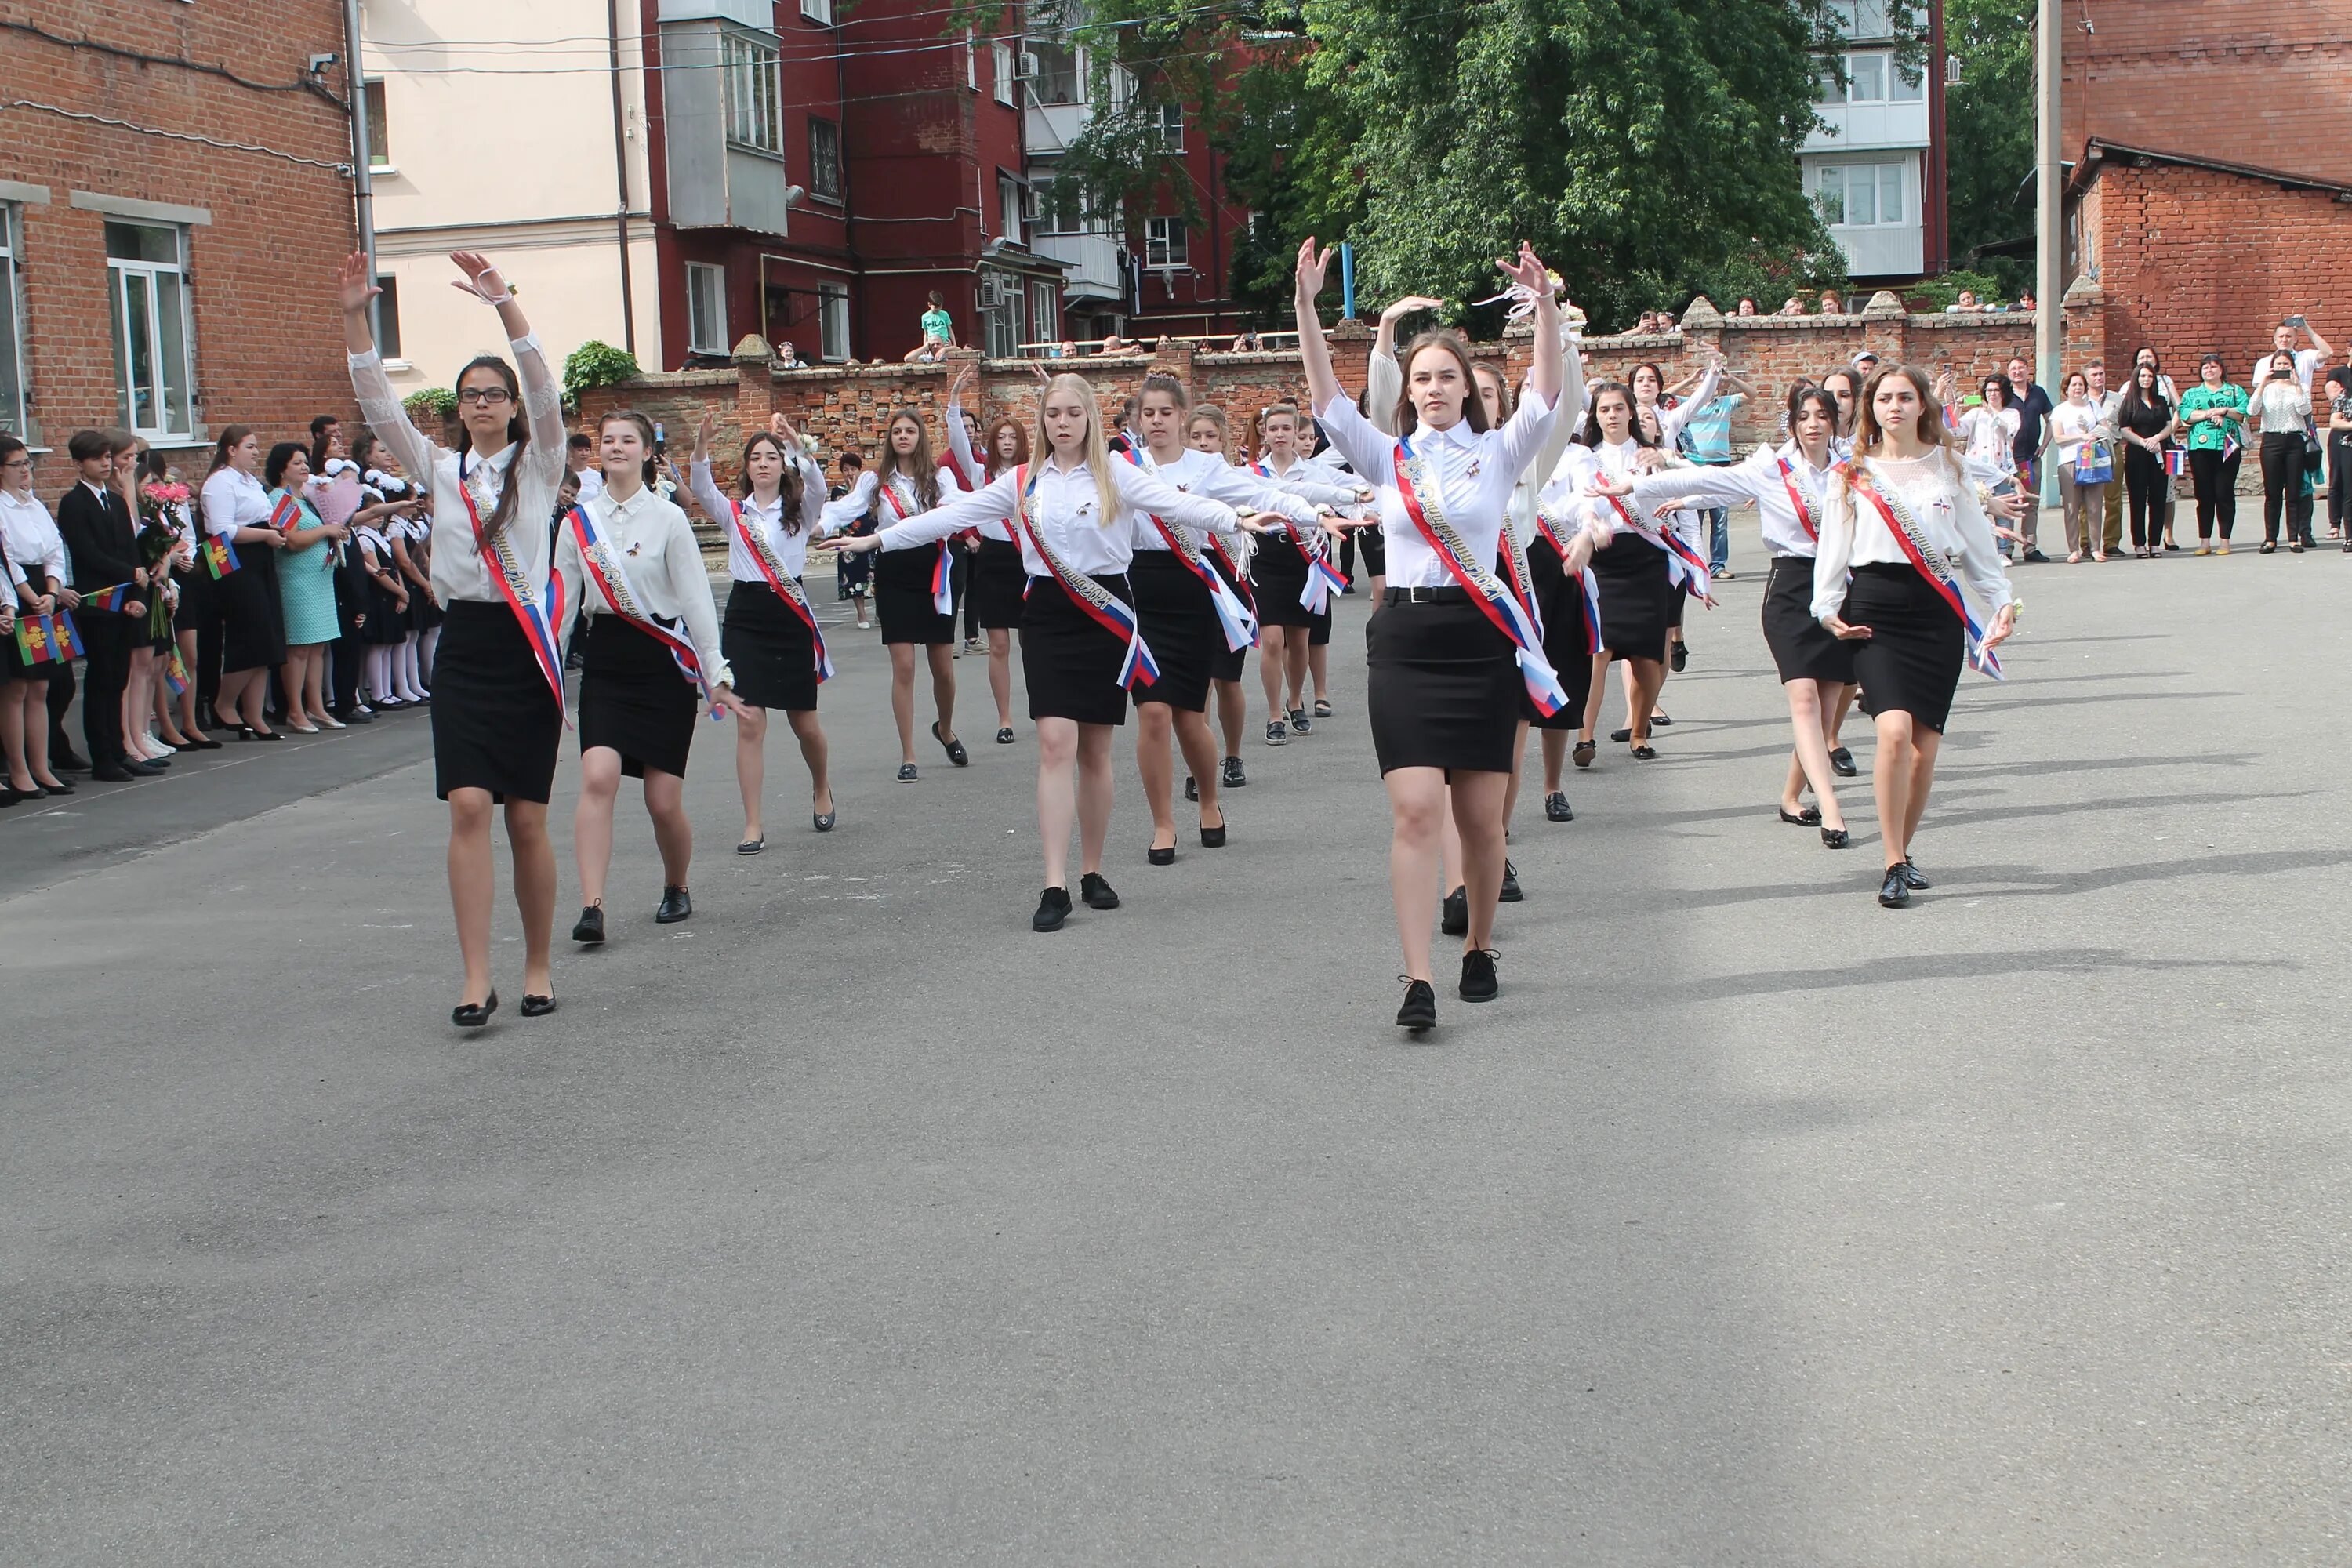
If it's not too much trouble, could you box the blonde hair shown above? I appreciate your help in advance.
[1188,405,1231,459]
[1033,372,1120,525]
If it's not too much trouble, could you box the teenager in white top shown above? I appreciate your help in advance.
[1244,401,1365,743]
[339,249,568,1027]
[942,367,1033,744]
[1182,403,1263,783]
[0,437,74,797]
[1813,365,2017,908]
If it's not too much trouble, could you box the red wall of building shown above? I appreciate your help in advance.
[1128,99,1254,341]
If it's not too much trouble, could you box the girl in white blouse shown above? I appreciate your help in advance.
[942,370,1033,745]
[0,436,75,797]
[339,249,568,1026]
[557,410,745,942]
[688,409,837,852]
[826,372,1254,933]
[1811,365,2018,908]
[1244,401,1365,743]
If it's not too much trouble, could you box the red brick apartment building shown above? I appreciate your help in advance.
[0,4,361,487]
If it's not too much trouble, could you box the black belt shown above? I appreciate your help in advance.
[1382,585,1472,604]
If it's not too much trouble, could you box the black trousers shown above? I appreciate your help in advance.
[47,656,76,756]
[2124,446,2167,548]
[78,614,132,769]
[2188,447,2241,539]
[2332,433,2352,532]
[2260,431,2306,544]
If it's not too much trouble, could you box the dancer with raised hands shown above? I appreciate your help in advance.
[1813,365,2017,907]
[825,374,1271,931]
[942,367,1031,746]
[820,407,965,780]
[1184,404,1261,789]
[688,409,836,855]
[1295,235,1582,1031]
[1123,372,1325,864]
[340,249,568,1026]
[1243,401,1365,744]
[1588,382,1856,847]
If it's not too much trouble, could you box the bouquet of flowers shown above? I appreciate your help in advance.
[138,478,194,637]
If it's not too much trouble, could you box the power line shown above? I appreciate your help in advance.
[0,100,353,172]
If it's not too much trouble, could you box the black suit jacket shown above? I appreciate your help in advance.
[56,482,142,594]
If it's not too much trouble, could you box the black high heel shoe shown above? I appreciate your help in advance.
[452,989,499,1028]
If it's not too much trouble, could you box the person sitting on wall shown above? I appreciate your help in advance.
[1780,296,1807,317]
[776,340,805,368]
[1818,290,1846,315]
[1944,290,1984,314]
[1737,298,1759,317]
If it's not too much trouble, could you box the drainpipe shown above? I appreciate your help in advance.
[343,0,377,316]
[609,0,638,354]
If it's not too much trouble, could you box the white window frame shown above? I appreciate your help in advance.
[362,79,393,170]
[808,116,842,201]
[1820,48,1922,105]
[818,282,850,362]
[991,41,1015,106]
[1030,38,1083,107]
[723,31,785,157]
[1151,102,1184,153]
[105,220,198,441]
[965,28,978,90]
[374,273,403,362]
[685,261,728,354]
[800,0,833,24]
[1809,160,1909,230]
[0,203,27,441]
[1144,216,1188,270]
[998,172,1023,245]
[980,269,1024,358]
[1029,279,1057,349]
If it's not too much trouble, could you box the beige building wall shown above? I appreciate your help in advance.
[360,0,662,392]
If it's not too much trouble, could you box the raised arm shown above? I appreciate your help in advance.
[1657,359,1722,441]
[817,470,878,535]
[942,368,986,488]
[869,470,1021,550]
[2306,321,2336,363]
[448,252,564,487]
[1294,238,1345,420]
[336,251,441,484]
[1365,347,1402,437]
[687,412,733,524]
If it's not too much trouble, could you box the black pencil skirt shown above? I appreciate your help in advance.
[970,537,1028,630]
[218,550,288,673]
[1366,591,1519,775]
[1592,536,1671,663]
[1022,572,1135,726]
[1251,539,1316,630]
[579,612,703,779]
[1525,538,1596,731]
[1127,550,1220,714]
[432,600,562,803]
[1841,562,1964,734]
[722,579,819,713]
[1762,555,1856,686]
[876,543,957,645]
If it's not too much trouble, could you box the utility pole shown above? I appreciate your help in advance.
[343,0,378,331]
[2034,0,2061,394]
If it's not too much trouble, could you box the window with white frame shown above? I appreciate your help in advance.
[818,283,849,361]
[686,262,728,353]
[998,173,1023,244]
[1817,48,1923,104]
[724,32,784,155]
[1827,0,1891,40]
[1144,216,1188,270]
[808,117,841,200]
[992,41,1015,106]
[362,81,392,168]
[375,274,403,361]
[0,205,27,439]
[1030,38,1081,106]
[980,269,1024,358]
[1150,102,1184,152]
[1809,160,1908,228]
[965,29,978,89]
[800,0,833,24]
[105,220,195,440]
[1029,280,1058,348]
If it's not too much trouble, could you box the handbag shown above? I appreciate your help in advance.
[2074,438,2114,485]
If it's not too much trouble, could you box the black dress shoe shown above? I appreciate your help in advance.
[1440,886,1468,937]
[1396,978,1437,1032]
[737,837,765,855]
[34,779,71,796]
[1148,844,1176,866]
[1630,742,1657,760]
[1184,774,1198,801]
[932,720,969,766]
[996,726,1015,744]
[1779,806,1822,826]
[1572,739,1596,769]
[1878,866,1911,908]
[1669,641,1688,672]
[0,786,20,808]
[1221,756,1247,789]
[53,748,89,771]
[1544,790,1573,822]
[520,993,557,1018]
[1080,871,1120,910]
[1459,948,1499,1002]
[1828,746,1857,777]
[1610,727,1632,743]
[190,732,224,749]
[1821,827,1850,849]
[122,758,165,777]
[452,989,499,1028]
[1033,885,1073,931]
[1897,858,1931,890]
[89,764,139,782]
[572,904,606,944]
[1499,860,1523,902]
[1650,712,1672,728]
[897,762,919,782]
[655,885,693,923]
[1200,822,1226,848]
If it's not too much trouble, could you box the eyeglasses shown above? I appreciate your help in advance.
[1,458,31,471]
[456,387,515,407]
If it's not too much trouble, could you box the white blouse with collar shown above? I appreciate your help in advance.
[690,456,831,583]
[876,456,1237,580]
[1811,451,2014,622]
[1312,391,1560,591]
[1121,446,1316,554]
[554,483,732,690]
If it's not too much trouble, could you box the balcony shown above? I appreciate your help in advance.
[1035,232,1121,301]
[1804,97,1932,155]
[1025,103,1092,157]
[658,20,796,238]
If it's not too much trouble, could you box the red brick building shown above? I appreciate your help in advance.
[0,3,360,488]
[2060,0,2352,376]
[1120,90,1256,343]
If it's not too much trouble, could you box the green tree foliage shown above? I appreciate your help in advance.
[562,341,644,412]
[1941,0,2034,296]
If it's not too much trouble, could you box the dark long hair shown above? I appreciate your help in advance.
[1576,381,1654,448]
[207,425,256,475]
[738,430,807,535]
[879,408,941,510]
[598,409,660,488]
[1787,383,1840,430]
[2118,361,2172,428]
[455,354,528,543]
[1393,330,1489,437]
[308,416,343,476]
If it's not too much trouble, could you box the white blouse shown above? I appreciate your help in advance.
[1249,451,1362,510]
[1956,406,2020,474]
[2250,379,2311,436]
[877,457,1237,579]
[690,456,831,583]
[2049,399,2104,465]
[1313,390,1561,591]
[554,483,732,690]
[200,466,272,541]
[1811,452,2014,622]
[941,400,1019,543]
[1617,440,1835,559]
[349,333,567,606]
[1122,447,1315,554]
[818,466,965,539]
[0,489,67,587]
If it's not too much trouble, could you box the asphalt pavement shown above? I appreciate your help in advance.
[5,538,2349,1564]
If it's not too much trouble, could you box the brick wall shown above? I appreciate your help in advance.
[2,2,359,492]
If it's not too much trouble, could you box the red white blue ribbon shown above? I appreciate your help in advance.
[564,503,717,710]
[1391,442,1570,717]
[456,466,569,723]
[1775,455,1820,543]
[727,497,833,683]
[1606,493,1714,601]
[878,475,954,617]
[1011,463,1157,689]
[1118,448,1258,652]
[1535,513,1603,655]
[1844,463,2004,681]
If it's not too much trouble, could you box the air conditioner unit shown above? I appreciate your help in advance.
[1945,56,1963,85]
[1015,51,1040,79]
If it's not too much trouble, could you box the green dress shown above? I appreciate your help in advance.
[270,488,343,646]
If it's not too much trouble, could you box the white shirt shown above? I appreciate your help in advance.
[1315,387,1561,591]
[1120,446,1314,554]
[554,482,732,689]
[200,466,272,541]
[818,466,966,539]
[1811,451,2013,622]
[1247,450,1362,510]
[0,489,67,587]
[2049,399,2103,465]
[572,465,605,503]
[349,333,566,606]
[1618,440,1835,559]
[1956,406,2021,474]
[2252,347,2321,396]
[877,456,1237,580]
[2250,379,2311,435]
[690,455,830,583]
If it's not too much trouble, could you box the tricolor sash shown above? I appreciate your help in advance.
[564,503,717,710]
[1118,448,1258,652]
[1011,463,1157,689]
[1534,510,1603,655]
[456,459,569,721]
[1843,463,2005,681]
[12,611,81,665]
[1775,455,1820,542]
[728,496,834,682]
[1605,493,1714,601]
[879,475,955,617]
[1390,442,1570,717]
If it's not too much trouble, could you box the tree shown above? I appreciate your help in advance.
[1941,0,2035,296]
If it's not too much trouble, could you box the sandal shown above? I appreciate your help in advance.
[1312,698,1332,718]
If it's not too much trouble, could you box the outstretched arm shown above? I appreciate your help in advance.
[1294,238,1344,419]
[336,252,441,484]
